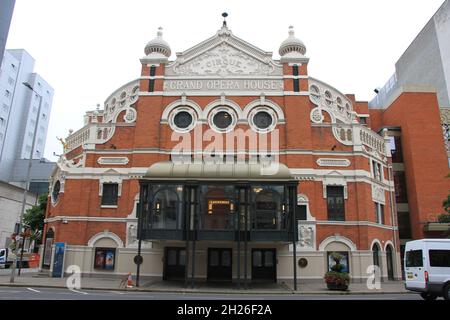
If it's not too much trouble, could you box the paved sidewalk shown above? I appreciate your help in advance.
[0,271,409,295]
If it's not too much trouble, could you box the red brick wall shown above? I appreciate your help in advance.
[380,92,449,238]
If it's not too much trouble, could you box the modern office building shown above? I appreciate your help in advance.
[370,0,450,111]
[0,0,15,67]
[0,180,38,248]
[9,158,56,195]
[369,0,450,268]
[0,49,55,184]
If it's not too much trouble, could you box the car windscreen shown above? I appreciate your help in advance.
[405,249,423,267]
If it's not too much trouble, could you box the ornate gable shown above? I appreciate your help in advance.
[165,26,282,77]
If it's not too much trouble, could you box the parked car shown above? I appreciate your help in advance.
[404,239,450,300]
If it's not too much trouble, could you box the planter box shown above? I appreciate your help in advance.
[326,282,349,291]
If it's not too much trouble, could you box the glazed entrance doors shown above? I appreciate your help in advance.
[164,247,186,280]
[207,248,232,282]
[252,248,276,282]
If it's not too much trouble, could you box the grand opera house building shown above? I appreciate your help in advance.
[41,19,448,286]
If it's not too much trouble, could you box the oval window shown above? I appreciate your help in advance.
[213,111,232,129]
[173,111,193,129]
[52,180,61,203]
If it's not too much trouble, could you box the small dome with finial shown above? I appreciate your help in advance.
[144,27,171,57]
[279,26,306,57]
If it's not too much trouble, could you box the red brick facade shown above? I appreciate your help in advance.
[41,25,449,280]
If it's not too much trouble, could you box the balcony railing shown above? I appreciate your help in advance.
[357,126,387,155]
[65,123,115,152]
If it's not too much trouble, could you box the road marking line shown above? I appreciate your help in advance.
[110,291,125,294]
[27,288,40,293]
[69,289,88,295]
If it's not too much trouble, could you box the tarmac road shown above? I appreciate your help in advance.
[0,286,427,300]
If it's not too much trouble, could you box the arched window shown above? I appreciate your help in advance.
[52,181,61,204]
[386,245,395,280]
[372,242,381,268]
[201,185,235,230]
[347,129,352,141]
[340,128,346,141]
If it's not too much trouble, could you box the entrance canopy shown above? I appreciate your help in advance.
[143,161,295,182]
[139,160,299,243]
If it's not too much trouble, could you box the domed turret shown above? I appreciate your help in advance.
[279,26,306,57]
[144,27,171,57]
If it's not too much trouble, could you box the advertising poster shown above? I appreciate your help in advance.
[94,248,116,270]
[105,250,115,270]
[327,251,350,273]
[52,242,66,278]
[43,237,53,267]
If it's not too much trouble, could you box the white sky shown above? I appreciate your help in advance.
[5,0,445,161]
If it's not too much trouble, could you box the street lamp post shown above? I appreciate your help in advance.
[9,82,43,283]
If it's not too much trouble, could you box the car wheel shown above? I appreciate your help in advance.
[444,283,450,301]
[420,292,438,300]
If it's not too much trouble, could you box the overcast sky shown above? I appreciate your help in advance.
[5,0,445,161]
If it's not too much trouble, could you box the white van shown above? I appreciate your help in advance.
[404,239,450,300]
[0,248,11,268]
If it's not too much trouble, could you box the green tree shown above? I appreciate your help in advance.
[440,173,450,223]
[443,194,450,215]
[23,194,48,244]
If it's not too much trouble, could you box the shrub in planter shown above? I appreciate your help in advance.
[324,252,350,291]
[437,213,450,223]
[324,271,350,290]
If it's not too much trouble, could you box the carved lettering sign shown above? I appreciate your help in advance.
[172,43,275,76]
[163,79,283,92]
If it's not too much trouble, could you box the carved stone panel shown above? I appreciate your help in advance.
[127,223,138,246]
[371,184,386,204]
[297,222,316,251]
[169,43,277,77]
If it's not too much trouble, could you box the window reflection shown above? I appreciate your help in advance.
[252,186,285,230]
[150,185,183,229]
[200,185,235,230]
[144,184,292,232]
[253,250,262,267]
[264,251,274,267]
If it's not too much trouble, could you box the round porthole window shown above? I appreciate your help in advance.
[52,180,61,204]
[208,107,237,133]
[169,107,197,133]
[249,107,277,133]
[173,111,193,129]
[253,111,273,130]
[213,111,233,129]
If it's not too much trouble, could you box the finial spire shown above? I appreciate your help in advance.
[222,12,228,27]
[157,27,163,37]
[289,25,294,36]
